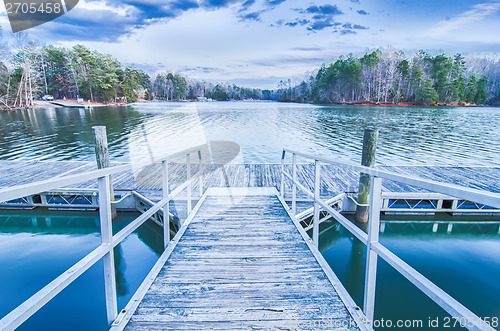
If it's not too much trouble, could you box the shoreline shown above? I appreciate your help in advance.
[339,101,478,107]
[1,99,486,111]
[33,99,128,109]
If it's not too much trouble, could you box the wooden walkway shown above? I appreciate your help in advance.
[114,188,367,330]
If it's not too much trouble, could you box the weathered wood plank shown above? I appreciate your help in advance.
[152,270,329,285]
[130,305,351,322]
[138,295,342,309]
[123,192,363,330]
[126,319,358,330]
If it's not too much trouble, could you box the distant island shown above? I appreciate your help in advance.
[1,35,499,109]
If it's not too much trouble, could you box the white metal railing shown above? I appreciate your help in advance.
[280,148,499,331]
[295,193,345,231]
[0,145,206,331]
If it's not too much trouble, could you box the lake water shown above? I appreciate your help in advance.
[320,214,500,330]
[0,210,162,330]
[1,101,500,166]
[1,101,500,329]
[1,210,499,330]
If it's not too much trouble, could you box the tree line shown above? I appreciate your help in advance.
[275,49,499,106]
[151,73,263,101]
[0,34,152,107]
[0,33,263,109]
[2,34,499,108]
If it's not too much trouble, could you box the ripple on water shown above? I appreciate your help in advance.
[0,102,499,166]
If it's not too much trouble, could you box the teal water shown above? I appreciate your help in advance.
[2,210,499,330]
[320,215,500,330]
[0,209,162,330]
[0,101,500,165]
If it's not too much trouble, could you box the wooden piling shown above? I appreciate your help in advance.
[92,126,117,219]
[354,128,378,223]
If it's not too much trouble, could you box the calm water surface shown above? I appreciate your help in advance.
[0,210,162,330]
[1,101,500,165]
[320,215,500,330]
[2,211,499,330]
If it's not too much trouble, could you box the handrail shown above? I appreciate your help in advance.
[283,148,500,209]
[0,142,210,204]
[280,148,496,331]
[0,164,131,202]
[0,147,205,331]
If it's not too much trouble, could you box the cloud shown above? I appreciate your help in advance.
[308,19,340,31]
[266,0,286,7]
[424,1,500,37]
[200,0,241,9]
[293,3,344,31]
[241,0,256,10]
[170,0,200,11]
[290,46,324,51]
[240,11,261,21]
[304,4,343,16]
[31,7,140,41]
[182,66,224,73]
[340,29,357,35]
[338,22,368,35]
[251,55,326,67]
[342,22,368,30]
[36,0,285,42]
[357,9,368,15]
[278,3,369,34]
[281,19,309,27]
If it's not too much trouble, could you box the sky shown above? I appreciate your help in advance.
[1,0,500,88]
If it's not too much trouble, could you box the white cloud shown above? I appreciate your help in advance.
[423,1,500,38]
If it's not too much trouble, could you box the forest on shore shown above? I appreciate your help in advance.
[0,33,262,108]
[1,32,499,107]
[275,50,499,106]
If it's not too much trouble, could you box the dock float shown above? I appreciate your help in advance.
[112,187,368,330]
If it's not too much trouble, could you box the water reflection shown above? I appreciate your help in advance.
[0,106,145,161]
[1,102,499,165]
[0,209,162,330]
[319,215,500,329]
[114,246,128,296]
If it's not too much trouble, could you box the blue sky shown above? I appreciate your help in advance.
[2,0,500,88]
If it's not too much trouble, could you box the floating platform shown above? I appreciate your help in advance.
[1,161,499,196]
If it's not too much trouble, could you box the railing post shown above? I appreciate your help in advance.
[98,175,117,325]
[313,160,321,247]
[198,150,203,197]
[355,128,378,223]
[93,126,117,219]
[186,153,192,214]
[363,176,382,323]
[161,160,170,247]
[280,150,285,198]
[292,153,297,218]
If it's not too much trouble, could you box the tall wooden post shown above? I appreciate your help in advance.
[93,126,117,219]
[355,128,378,223]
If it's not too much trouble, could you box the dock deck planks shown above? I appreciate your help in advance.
[119,188,366,330]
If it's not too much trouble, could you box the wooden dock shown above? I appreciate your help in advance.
[113,188,367,330]
[1,152,498,331]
